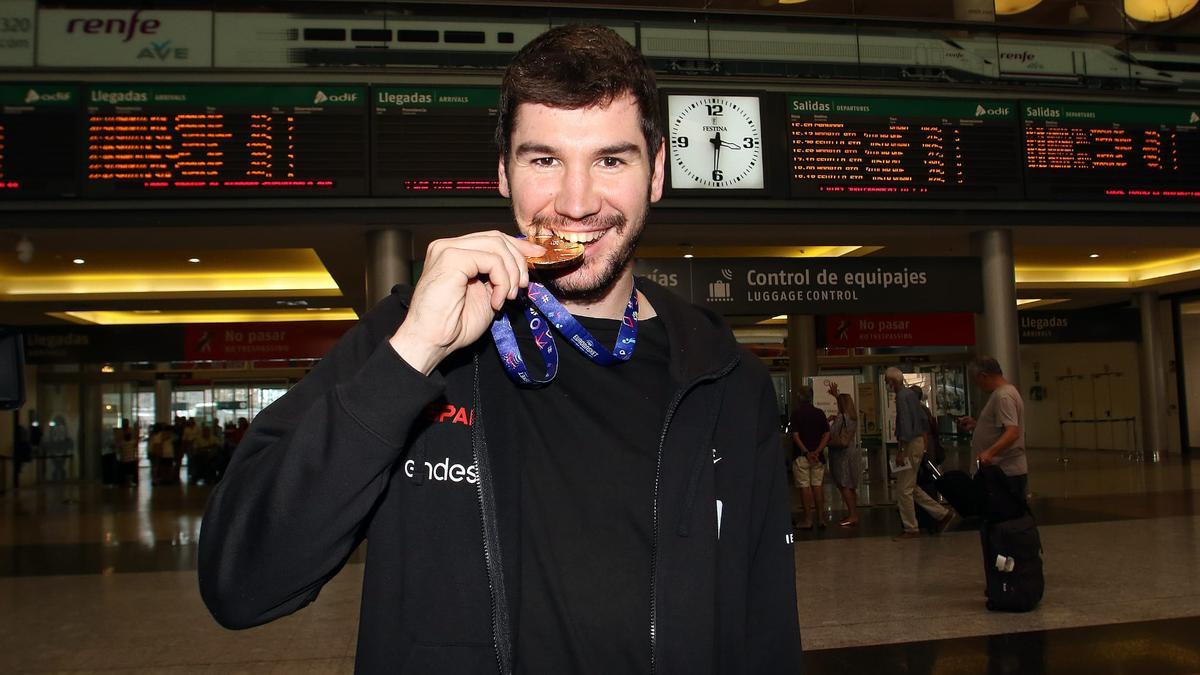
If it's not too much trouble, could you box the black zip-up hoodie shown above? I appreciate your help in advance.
[199,279,802,674]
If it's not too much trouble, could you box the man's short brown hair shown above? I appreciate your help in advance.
[496,24,662,160]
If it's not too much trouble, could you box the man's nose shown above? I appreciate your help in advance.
[554,164,602,221]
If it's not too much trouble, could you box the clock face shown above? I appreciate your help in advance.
[668,95,764,190]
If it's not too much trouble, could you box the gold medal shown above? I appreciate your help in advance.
[525,234,585,270]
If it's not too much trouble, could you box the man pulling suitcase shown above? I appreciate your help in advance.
[940,356,1043,612]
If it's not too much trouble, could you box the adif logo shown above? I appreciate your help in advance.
[975,104,1011,117]
[1191,112,1199,124]
[404,457,479,484]
[313,90,357,104]
[707,268,734,302]
[24,89,39,104]
[24,89,69,104]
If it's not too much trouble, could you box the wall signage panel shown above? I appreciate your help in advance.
[788,95,1022,199]
[83,84,369,197]
[1018,308,1141,343]
[634,257,982,315]
[0,84,79,198]
[0,0,36,67]
[823,312,976,347]
[1023,101,1200,201]
[36,9,212,68]
[372,87,500,195]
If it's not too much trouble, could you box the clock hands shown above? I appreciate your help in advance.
[709,131,743,179]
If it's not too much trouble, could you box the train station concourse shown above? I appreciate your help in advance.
[3,1,1200,673]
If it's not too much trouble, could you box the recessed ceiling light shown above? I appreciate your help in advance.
[188,257,201,264]
[72,258,85,264]
[683,253,694,259]
[1089,253,1100,259]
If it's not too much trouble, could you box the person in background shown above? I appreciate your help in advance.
[790,384,830,530]
[116,419,140,487]
[826,388,862,527]
[190,424,221,485]
[181,418,198,484]
[886,367,954,540]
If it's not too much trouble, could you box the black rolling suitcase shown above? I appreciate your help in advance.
[933,468,980,518]
[977,465,1044,612]
[984,511,1044,612]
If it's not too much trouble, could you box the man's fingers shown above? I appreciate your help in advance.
[442,248,514,310]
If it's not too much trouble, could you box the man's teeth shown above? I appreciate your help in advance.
[553,229,605,244]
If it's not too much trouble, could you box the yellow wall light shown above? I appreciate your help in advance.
[996,0,1044,14]
[1125,0,1199,21]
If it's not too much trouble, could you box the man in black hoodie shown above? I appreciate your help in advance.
[199,24,802,674]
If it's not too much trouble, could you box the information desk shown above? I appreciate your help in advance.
[788,95,1022,200]
[372,87,500,195]
[1023,101,1200,201]
[0,84,79,199]
[83,84,369,197]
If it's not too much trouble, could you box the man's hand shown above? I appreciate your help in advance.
[390,231,545,375]
[957,415,977,432]
[807,452,820,466]
[977,450,994,465]
[894,452,907,468]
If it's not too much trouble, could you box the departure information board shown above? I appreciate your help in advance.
[1023,102,1200,201]
[788,95,1022,199]
[372,87,500,195]
[84,84,369,197]
[0,84,79,199]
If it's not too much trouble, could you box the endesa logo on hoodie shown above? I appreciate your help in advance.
[405,458,479,484]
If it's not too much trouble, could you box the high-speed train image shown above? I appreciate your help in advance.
[211,12,1182,91]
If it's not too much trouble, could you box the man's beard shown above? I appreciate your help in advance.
[521,198,648,305]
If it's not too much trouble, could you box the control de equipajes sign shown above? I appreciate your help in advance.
[636,257,981,315]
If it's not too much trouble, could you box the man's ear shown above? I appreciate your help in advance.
[498,155,510,198]
[650,140,665,203]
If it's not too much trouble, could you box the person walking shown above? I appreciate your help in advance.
[886,368,954,540]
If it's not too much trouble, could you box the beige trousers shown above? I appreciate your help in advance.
[895,436,948,533]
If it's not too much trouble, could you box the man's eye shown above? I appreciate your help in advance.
[531,157,558,167]
[599,157,625,168]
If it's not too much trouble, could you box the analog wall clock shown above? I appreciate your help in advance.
[667,94,764,190]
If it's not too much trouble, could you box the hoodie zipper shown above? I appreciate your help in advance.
[649,355,740,675]
[471,355,512,675]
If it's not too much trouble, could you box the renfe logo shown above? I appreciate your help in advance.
[66,10,160,43]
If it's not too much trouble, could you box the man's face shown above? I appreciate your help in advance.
[498,94,665,301]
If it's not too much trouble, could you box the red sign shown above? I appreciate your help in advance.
[184,321,355,361]
[824,313,975,348]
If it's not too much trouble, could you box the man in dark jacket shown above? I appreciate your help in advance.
[199,24,801,674]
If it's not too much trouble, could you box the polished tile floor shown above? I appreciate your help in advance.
[1,448,1198,674]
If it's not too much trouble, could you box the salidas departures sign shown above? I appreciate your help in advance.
[634,257,982,315]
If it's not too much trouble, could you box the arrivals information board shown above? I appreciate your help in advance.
[0,84,79,199]
[83,84,369,197]
[371,87,500,195]
[1022,101,1200,201]
[788,95,1023,199]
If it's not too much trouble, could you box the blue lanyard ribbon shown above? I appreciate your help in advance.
[490,282,638,386]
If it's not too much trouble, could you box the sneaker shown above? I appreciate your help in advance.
[892,531,920,541]
[936,510,957,533]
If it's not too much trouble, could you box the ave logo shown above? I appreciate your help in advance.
[138,40,189,61]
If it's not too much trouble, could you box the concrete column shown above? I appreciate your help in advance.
[81,371,103,480]
[366,229,413,310]
[787,315,818,401]
[1139,291,1168,459]
[154,377,172,425]
[972,229,1020,390]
